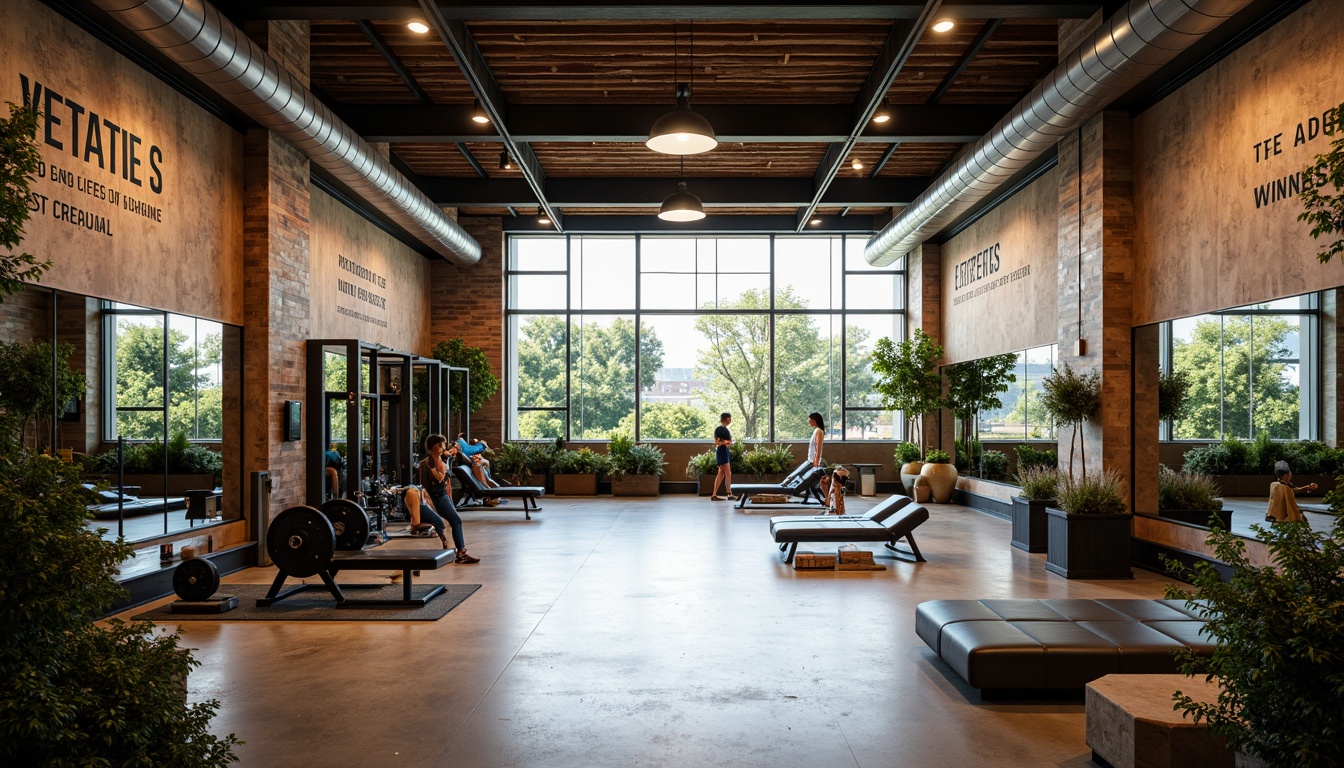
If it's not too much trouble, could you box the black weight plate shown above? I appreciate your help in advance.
[267,506,335,578]
[319,498,370,551]
[173,557,220,602]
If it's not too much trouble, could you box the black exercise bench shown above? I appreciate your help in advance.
[452,465,544,519]
[771,504,930,564]
[736,464,827,508]
[259,548,456,608]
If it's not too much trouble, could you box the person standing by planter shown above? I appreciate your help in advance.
[710,413,734,501]
[420,434,480,564]
[807,412,826,468]
[1266,460,1316,524]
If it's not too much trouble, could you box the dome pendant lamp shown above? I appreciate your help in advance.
[647,22,716,155]
[658,157,706,222]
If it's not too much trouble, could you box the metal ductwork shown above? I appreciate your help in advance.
[864,0,1255,266]
[92,0,481,265]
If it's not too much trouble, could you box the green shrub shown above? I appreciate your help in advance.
[607,431,634,459]
[525,442,558,474]
[1157,465,1223,511]
[954,437,980,470]
[608,442,665,478]
[1015,445,1058,471]
[492,442,531,485]
[1055,469,1127,515]
[894,442,921,465]
[741,443,794,476]
[1163,515,1344,767]
[685,450,717,477]
[980,449,1009,481]
[85,433,224,483]
[1182,443,1231,476]
[1158,368,1191,422]
[1015,465,1057,501]
[552,447,606,475]
[925,449,950,464]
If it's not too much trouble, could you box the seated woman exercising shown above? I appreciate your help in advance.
[418,434,480,564]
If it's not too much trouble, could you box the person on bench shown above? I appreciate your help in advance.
[457,432,501,492]
[399,486,451,547]
[420,434,480,564]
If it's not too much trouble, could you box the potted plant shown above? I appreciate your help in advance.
[492,441,532,486]
[1040,363,1102,478]
[1045,469,1132,579]
[607,433,665,496]
[84,432,223,496]
[1163,513,1344,768]
[918,449,958,503]
[870,329,945,459]
[1158,367,1191,426]
[895,442,923,497]
[1011,465,1057,553]
[686,450,719,496]
[551,447,605,496]
[1157,465,1230,529]
[525,442,558,490]
[741,443,793,483]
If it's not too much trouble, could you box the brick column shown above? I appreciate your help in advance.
[904,242,953,451]
[1133,324,1160,513]
[1057,111,1136,503]
[1322,289,1342,446]
[429,216,505,444]
[241,20,312,516]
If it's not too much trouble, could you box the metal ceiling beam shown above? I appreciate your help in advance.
[226,1,1101,21]
[795,0,943,230]
[354,19,434,104]
[417,176,933,207]
[336,103,1000,144]
[926,17,1002,104]
[416,0,562,229]
[501,214,878,233]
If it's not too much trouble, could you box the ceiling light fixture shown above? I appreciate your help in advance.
[647,22,717,155]
[499,150,513,170]
[407,21,429,34]
[538,210,551,226]
[851,158,863,170]
[471,99,490,124]
[872,102,891,124]
[658,157,706,222]
[810,217,822,226]
[931,19,955,33]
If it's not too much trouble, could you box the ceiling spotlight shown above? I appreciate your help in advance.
[499,150,513,171]
[872,105,891,124]
[470,99,490,124]
[407,21,429,34]
[931,19,955,33]
[851,158,863,170]
[810,217,822,226]
[538,213,551,226]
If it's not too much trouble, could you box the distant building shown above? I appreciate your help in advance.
[642,367,706,406]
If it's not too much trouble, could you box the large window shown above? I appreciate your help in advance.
[1159,294,1319,441]
[975,344,1058,441]
[103,302,225,441]
[507,235,905,442]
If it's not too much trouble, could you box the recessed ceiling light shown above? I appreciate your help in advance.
[931,19,955,33]
[851,159,863,170]
[872,106,891,124]
[471,99,490,124]
[407,21,429,34]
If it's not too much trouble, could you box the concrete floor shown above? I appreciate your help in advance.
[120,495,1181,768]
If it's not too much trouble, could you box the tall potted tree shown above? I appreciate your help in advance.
[943,353,1018,476]
[871,330,945,481]
[1040,363,1102,478]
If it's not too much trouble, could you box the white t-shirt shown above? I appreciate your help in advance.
[807,427,823,465]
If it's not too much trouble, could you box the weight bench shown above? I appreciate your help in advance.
[768,494,911,533]
[258,505,457,609]
[772,504,930,564]
[452,465,544,519]
[736,464,826,508]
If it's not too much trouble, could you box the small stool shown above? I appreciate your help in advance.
[1086,674,1232,768]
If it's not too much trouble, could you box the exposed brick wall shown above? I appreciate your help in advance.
[905,243,951,451]
[0,284,51,342]
[241,21,312,516]
[429,216,505,444]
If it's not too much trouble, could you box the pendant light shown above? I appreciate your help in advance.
[647,22,716,155]
[658,157,706,222]
[498,150,513,170]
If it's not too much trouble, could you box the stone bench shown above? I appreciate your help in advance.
[1086,674,1232,768]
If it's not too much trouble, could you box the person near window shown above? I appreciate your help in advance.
[710,413,734,501]
[457,432,501,490]
[1266,460,1316,524]
[324,447,344,499]
[419,434,480,564]
[807,412,826,468]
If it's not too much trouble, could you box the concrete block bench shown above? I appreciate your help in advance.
[1086,674,1232,768]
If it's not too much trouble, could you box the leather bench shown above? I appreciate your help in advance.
[915,599,1212,696]
[767,494,911,533]
[772,504,930,563]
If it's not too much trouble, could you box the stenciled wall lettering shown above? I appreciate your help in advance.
[1249,102,1341,210]
[334,254,389,328]
[953,242,1002,291]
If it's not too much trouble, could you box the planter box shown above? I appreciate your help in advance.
[553,473,598,496]
[697,474,719,496]
[87,473,216,496]
[1045,508,1133,579]
[1207,474,1333,497]
[1158,508,1232,529]
[525,472,551,493]
[612,474,660,496]
[1010,497,1054,553]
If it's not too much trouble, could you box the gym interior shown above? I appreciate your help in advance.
[2,0,1342,765]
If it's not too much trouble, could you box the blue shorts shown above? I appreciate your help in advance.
[716,446,731,466]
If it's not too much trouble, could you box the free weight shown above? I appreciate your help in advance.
[319,498,371,551]
[267,506,336,578]
[173,557,221,602]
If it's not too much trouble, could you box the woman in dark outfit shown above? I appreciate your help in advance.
[419,434,480,564]
[710,413,734,501]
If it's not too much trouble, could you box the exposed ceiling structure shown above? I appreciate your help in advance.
[58,0,1306,240]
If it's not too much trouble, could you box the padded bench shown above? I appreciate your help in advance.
[767,494,911,534]
[736,463,826,508]
[914,599,1213,696]
[772,504,930,563]
[258,547,457,608]
[453,464,544,519]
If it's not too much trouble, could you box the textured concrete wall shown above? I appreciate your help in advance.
[1132,0,1344,325]
[0,0,244,324]
[941,167,1059,364]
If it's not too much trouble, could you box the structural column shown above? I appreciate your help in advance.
[241,20,312,516]
[906,242,953,451]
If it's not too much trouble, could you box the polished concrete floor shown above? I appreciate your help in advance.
[120,495,1182,768]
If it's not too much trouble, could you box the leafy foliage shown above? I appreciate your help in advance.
[617,402,712,441]
[944,353,1017,457]
[924,449,950,464]
[552,447,608,475]
[1054,468,1127,515]
[82,432,224,482]
[1157,465,1223,512]
[1015,465,1058,501]
[0,339,85,448]
[1298,101,1344,267]
[1163,516,1344,767]
[870,329,944,452]
[685,450,718,477]
[740,443,795,476]
[0,102,50,301]
[1172,315,1301,440]
[894,442,921,465]
[979,449,1009,482]
[1040,363,1101,478]
[490,441,532,485]
[1015,445,1058,472]
[1158,368,1192,423]
[954,437,980,471]
[0,446,240,764]
[1182,438,1344,477]
[432,338,501,417]
[605,433,665,478]
[110,320,223,441]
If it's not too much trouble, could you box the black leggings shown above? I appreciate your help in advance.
[427,492,466,551]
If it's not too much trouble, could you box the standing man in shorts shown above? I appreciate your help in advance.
[710,413,734,501]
